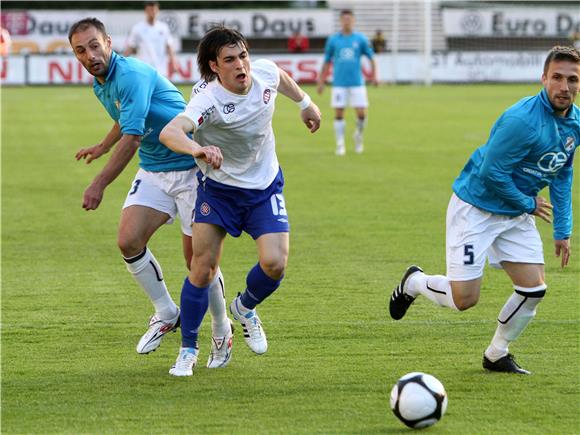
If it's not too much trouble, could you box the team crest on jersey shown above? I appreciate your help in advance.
[200,202,211,216]
[223,103,236,114]
[263,88,271,104]
[564,136,575,152]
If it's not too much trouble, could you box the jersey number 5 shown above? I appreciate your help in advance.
[464,244,474,265]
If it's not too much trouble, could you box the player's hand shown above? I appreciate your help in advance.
[532,196,553,223]
[554,239,571,269]
[76,143,108,164]
[82,183,105,211]
[301,102,321,133]
[316,81,325,95]
[193,145,223,169]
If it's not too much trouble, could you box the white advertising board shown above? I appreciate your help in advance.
[443,7,580,37]
[1,51,551,86]
[0,9,333,54]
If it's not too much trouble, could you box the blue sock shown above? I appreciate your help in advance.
[240,263,282,309]
[180,277,209,348]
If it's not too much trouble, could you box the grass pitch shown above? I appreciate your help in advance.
[2,83,579,434]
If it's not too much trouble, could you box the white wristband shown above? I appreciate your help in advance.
[297,93,311,111]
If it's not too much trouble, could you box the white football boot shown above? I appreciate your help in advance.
[169,347,198,377]
[229,295,268,355]
[136,309,180,354]
[335,139,346,156]
[206,321,234,368]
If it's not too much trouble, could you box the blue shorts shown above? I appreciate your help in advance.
[193,168,290,239]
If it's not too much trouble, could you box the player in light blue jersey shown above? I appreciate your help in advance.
[69,18,233,367]
[317,9,377,155]
[389,46,580,375]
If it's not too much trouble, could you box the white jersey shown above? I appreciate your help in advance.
[126,20,173,75]
[180,59,281,190]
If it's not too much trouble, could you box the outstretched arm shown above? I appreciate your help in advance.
[317,61,331,95]
[81,133,141,211]
[277,67,321,133]
[76,122,122,164]
[159,116,222,168]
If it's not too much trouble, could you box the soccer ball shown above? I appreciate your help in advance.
[390,372,448,429]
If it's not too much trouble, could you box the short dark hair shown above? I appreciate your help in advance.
[68,17,107,43]
[197,26,249,82]
[543,46,580,73]
[340,9,353,17]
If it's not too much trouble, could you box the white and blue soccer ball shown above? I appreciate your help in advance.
[390,372,448,429]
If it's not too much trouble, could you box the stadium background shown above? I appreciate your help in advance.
[1,1,579,434]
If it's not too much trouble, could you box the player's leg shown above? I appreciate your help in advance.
[120,171,182,354]
[483,216,545,374]
[331,87,347,155]
[173,170,232,368]
[390,194,492,319]
[230,174,290,354]
[230,232,288,355]
[170,222,226,376]
[352,86,369,154]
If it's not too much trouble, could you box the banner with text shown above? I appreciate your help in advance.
[1,51,551,86]
[443,7,580,37]
[0,9,333,54]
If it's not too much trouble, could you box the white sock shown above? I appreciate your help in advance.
[124,247,178,321]
[334,119,345,147]
[407,272,458,310]
[355,118,366,137]
[208,268,230,337]
[485,285,546,362]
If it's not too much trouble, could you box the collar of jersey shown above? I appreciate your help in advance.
[94,51,119,86]
[215,77,253,98]
[539,88,578,120]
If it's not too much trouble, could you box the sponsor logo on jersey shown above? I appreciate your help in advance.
[263,88,271,104]
[198,116,204,126]
[115,100,121,110]
[223,103,236,114]
[200,202,211,216]
[564,136,575,152]
[198,105,215,125]
[537,152,568,173]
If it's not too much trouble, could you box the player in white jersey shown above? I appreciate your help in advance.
[159,26,321,376]
[124,1,178,77]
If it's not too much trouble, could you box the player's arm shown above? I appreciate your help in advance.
[166,41,178,76]
[81,133,141,211]
[478,115,544,216]
[363,37,378,86]
[277,67,321,133]
[549,158,574,268]
[76,122,122,164]
[159,116,222,168]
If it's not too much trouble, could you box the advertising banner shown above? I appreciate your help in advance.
[443,7,580,37]
[0,9,332,54]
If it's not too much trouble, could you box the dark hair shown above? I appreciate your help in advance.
[543,46,580,73]
[144,1,159,7]
[340,9,353,17]
[197,25,249,82]
[68,17,107,43]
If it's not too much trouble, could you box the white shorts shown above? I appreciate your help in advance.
[331,86,369,109]
[122,168,198,236]
[446,194,544,281]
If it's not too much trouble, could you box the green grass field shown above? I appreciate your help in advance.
[2,83,579,434]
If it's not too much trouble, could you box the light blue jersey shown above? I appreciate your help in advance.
[323,32,374,87]
[453,89,580,240]
[93,52,194,172]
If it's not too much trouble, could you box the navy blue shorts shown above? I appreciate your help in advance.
[193,168,290,239]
